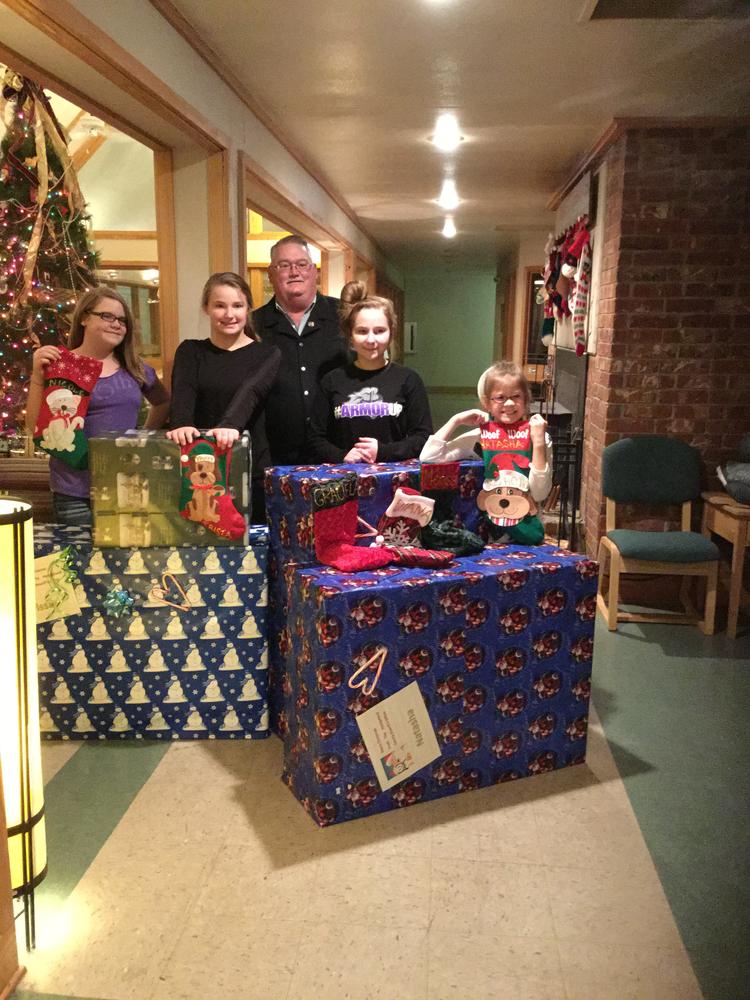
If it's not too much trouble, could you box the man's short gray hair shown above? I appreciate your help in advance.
[270,234,311,260]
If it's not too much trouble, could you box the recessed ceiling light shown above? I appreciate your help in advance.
[432,113,462,152]
[437,179,459,210]
[442,217,457,239]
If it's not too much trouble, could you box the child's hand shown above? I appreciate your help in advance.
[529,413,547,446]
[453,408,489,427]
[31,345,61,379]
[166,426,200,447]
[355,437,379,463]
[208,427,240,450]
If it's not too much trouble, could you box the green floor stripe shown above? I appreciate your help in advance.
[38,742,169,904]
[593,621,750,1000]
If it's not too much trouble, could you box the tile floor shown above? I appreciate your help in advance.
[11,619,749,1000]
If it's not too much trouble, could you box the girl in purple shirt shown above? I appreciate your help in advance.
[26,288,170,526]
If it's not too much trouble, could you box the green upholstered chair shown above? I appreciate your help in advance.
[596,435,719,633]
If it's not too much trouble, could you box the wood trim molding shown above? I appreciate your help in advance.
[247,232,289,241]
[520,265,543,363]
[240,152,349,252]
[548,114,750,210]
[5,0,227,152]
[0,40,167,150]
[71,130,107,171]
[207,149,233,273]
[547,120,622,211]
[93,230,158,240]
[153,150,179,375]
[147,0,376,242]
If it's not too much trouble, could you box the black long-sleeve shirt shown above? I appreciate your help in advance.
[309,361,432,463]
[169,338,281,479]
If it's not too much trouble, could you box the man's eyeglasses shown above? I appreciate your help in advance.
[88,310,127,327]
[272,260,313,273]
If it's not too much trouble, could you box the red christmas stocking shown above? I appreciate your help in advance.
[313,473,394,573]
[33,346,102,469]
[179,436,246,540]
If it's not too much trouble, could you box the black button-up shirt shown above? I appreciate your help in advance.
[252,294,349,465]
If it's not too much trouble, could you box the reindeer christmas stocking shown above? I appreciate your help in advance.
[33,346,102,468]
[179,437,246,540]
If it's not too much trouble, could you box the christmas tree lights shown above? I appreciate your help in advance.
[0,68,99,439]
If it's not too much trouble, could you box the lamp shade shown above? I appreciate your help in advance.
[0,498,46,896]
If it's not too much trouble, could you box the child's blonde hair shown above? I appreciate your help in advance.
[477,361,531,412]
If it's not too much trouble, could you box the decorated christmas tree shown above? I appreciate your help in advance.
[0,68,99,439]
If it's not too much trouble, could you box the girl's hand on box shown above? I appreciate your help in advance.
[209,427,240,450]
[166,426,200,447]
[355,437,379,463]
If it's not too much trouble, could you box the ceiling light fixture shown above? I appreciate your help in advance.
[437,179,459,210]
[432,113,462,152]
[442,217,457,239]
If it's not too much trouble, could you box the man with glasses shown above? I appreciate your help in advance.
[253,235,347,465]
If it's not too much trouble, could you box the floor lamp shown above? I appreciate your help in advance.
[0,499,46,950]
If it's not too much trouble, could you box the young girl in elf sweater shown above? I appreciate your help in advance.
[420,361,552,544]
[26,288,170,527]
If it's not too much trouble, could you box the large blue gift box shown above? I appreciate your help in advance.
[265,459,484,566]
[34,525,269,740]
[265,460,485,731]
[279,544,597,826]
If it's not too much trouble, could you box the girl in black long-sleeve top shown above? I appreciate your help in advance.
[167,272,280,520]
[308,281,432,464]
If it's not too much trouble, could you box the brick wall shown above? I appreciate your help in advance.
[581,125,750,555]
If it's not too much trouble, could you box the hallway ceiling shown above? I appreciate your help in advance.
[161,0,750,265]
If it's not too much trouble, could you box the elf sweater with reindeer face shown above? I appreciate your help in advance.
[420,420,553,504]
[478,419,547,545]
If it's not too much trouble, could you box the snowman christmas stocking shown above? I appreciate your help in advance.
[179,436,246,540]
[33,346,102,468]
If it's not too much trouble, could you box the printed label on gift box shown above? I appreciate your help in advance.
[356,682,440,791]
[35,550,81,623]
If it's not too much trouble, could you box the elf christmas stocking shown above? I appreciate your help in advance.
[179,436,246,540]
[33,346,102,469]
[478,421,545,545]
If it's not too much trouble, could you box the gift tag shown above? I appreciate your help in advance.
[356,682,441,791]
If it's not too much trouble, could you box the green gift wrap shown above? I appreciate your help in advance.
[90,430,251,547]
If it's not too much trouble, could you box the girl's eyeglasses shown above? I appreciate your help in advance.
[87,310,127,327]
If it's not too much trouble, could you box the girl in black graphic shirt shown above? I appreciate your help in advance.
[308,282,432,463]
